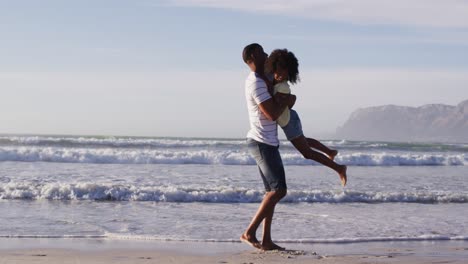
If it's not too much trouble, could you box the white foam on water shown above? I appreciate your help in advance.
[100,234,468,243]
[2,135,467,152]
[0,146,466,166]
[1,182,466,203]
[3,234,465,244]
[0,136,245,148]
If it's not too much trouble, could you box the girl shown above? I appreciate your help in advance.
[265,49,347,186]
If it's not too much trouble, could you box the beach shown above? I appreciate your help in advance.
[1,238,467,263]
[0,135,467,263]
[3,0,468,262]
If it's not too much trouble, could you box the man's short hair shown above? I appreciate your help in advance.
[242,43,262,63]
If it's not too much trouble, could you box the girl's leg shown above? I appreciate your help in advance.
[291,135,347,186]
[306,138,338,160]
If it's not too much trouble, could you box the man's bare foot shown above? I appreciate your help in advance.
[328,149,338,160]
[261,241,285,251]
[338,165,347,187]
[240,233,261,249]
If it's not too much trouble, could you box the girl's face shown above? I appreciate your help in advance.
[274,66,288,82]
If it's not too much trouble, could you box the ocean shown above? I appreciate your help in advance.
[0,135,467,244]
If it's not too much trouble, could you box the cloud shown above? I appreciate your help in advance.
[166,0,468,28]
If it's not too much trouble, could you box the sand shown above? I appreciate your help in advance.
[0,238,467,263]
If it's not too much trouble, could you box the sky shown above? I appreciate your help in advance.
[1,0,468,139]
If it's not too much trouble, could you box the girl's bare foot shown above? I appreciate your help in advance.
[240,233,261,249]
[328,149,338,160]
[338,165,347,187]
[261,241,285,251]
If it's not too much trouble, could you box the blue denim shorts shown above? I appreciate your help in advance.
[281,109,303,141]
[247,138,287,192]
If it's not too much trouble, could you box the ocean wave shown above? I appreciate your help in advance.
[0,147,253,165]
[1,183,466,203]
[0,235,107,239]
[0,136,245,149]
[104,234,468,243]
[335,152,467,166]
[1,136,467,152]
[0,146,465,166]
[2,234,465,244]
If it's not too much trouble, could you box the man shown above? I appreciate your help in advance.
[240,43,296,251]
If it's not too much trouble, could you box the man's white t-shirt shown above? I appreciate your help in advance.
[245,72,279,146]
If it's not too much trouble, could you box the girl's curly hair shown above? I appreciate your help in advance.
[265,49,300,84]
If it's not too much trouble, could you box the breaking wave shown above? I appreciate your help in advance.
[1,135,467,152]
[1,183,466,203]
[2,234,466,244]
[0,146,466,166]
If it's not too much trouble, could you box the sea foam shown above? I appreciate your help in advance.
[4,234,465,244]
[0,146,465,166]
[1,182,466,203]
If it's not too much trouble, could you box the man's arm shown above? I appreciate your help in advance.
[258,94,296,121]
[288,94,296,109]
[274,92,296,109]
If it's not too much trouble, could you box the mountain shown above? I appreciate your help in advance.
[335,99,468,142]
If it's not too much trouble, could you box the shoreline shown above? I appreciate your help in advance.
[1,238,467,263]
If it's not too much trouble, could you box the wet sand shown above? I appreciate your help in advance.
[0,238,467,263]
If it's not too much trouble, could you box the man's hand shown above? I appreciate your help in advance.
[287,94,296,109]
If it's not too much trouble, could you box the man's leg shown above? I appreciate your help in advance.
[261,189,286,250]
[240,189,285,249]
[243,139,287,249]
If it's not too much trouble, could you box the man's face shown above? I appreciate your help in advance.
[252,47,267,67]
